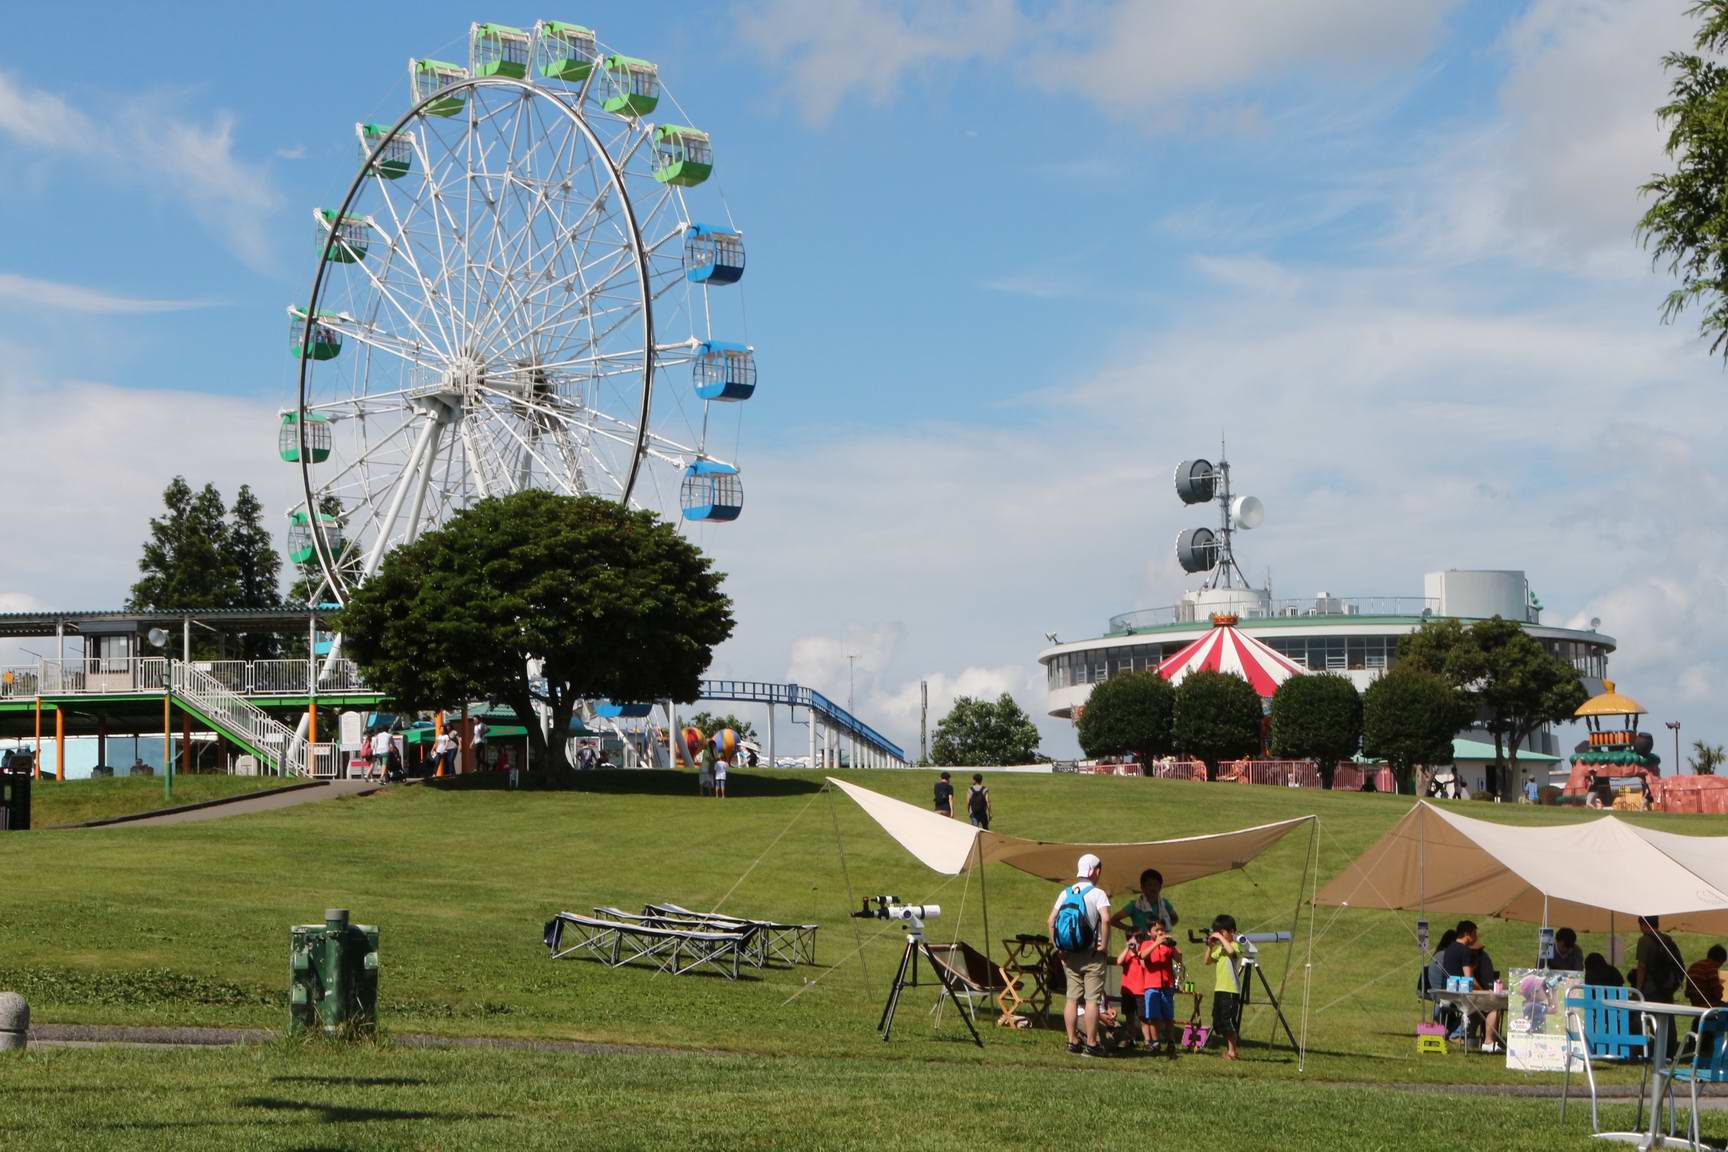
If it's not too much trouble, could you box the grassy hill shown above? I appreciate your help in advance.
[26,774,305,827]
[0,768,1712,1087]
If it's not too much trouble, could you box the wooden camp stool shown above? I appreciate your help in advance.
[997,935,1055,1027]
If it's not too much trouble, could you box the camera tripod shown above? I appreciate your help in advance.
[877,931,984,1049]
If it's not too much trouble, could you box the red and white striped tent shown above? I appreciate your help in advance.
[1154,614,1306,698]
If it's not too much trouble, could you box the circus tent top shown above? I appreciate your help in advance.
[1153,613,1306,698]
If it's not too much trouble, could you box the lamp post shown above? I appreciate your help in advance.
[1666,721,1682,775]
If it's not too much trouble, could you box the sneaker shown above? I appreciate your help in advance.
[1067,1041,1083,1054]
[1082,1045,1109,1058]
[1479,1042,1503,1055]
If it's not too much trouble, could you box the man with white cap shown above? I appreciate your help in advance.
[1048,852,1113,1057]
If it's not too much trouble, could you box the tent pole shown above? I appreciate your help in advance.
[1271,816,1316,1046]
[826,781,869,988]
[975,836,993,974]
[1299,817,1319,1073]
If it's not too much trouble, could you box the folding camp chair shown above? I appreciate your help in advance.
[1668,1006,1728,1150]
[1562,986,1664,1134]
[924,942,1009,1024]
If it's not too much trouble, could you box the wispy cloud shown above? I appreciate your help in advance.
[980,273,1087,301]
[0,273,216,315]
[274,144,307,161]
[0,71,282,272]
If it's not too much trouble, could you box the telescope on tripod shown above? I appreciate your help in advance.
[856,896,981,1048]
[1188,928,1299,1051]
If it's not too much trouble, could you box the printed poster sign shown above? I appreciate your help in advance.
[1506,967,1583,1072]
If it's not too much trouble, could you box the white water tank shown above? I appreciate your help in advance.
[1423,570,1533,622]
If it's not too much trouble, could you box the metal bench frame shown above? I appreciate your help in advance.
[542,912,747,980]
[646,901,818,966]
[595,905,769,968]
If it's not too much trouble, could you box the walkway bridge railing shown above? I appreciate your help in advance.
[697,679,907,764]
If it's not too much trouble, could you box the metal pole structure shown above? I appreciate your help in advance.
[162,690,172,804]
[182,708,192,777]
[809,710,817,772]
[33,693,41,779]
[307,614,319,757]
[767,702,776,771]
[920,680,928,765]
[56,621,64,664]
[182,617,190,665]
[54,704,64,781]
[974,835,993,972]
[848,653,857,718]
[1667,721,1682,774]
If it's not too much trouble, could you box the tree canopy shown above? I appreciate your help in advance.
[1172,670,1263,781]
[1076,671,1174,767]
[1362,668,1471,794]
[1397,616,1586,799]
[930,693,1042,767]
[1640,1,1728,358]
[1268,673,1362,789]
[339,491,734,773]
[127,478,288,657]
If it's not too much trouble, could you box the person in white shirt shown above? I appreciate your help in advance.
[1048,853,1114,1057]
[713,756,729,799]
[368,729,393,782]
[431,731,452,777]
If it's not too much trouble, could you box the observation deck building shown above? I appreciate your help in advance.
[1039,568,1613,764]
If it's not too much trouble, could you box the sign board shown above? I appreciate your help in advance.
[1505,967,1583,1072]
[339,710,365,753]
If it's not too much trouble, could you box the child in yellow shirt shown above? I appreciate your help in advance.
[1204,913,1242,1061]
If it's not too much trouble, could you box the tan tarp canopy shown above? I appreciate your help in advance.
[1315,801,1728,933]
[828,777,1313,884]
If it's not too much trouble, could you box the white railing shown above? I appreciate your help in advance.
[199,660,250,693]
[315,660,367,693]
[0,664,41,699]
[251,659,314,694]
[172,662,306,777]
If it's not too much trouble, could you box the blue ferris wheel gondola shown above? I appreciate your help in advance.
[692,341,756,401]
[684,223,745,285]
[594,701,654,719]
[680,459,743,522]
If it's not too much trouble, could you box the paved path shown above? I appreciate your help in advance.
[122,779,382,826]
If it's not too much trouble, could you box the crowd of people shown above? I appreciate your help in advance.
[1422,914,1725,1052]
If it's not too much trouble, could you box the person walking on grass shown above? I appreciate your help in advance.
[1049,853,1112,1058]
[966,773,992,830]
[714,755,729,800]
[1204,914,1244,1061]
[933,771,955,817]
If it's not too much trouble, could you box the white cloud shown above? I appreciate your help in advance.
[737,0,1456,127]
[274,144,307,161]
[0,273,215,315]
[1398,0,1693,275]
[0,71,282,272]
[736,0,1023,124]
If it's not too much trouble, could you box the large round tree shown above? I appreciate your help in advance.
[1077,671,1175,769]
[1172,670,1264,781]
[1269,673,1362,789]
[1362,668,1470,795]
[339,491,734,773]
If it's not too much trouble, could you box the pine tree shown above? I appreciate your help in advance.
[127,478,237,613]
[226,484,284,658]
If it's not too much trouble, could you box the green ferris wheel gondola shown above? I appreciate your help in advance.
[410,58,469,117]
[470,22,530,78]
[356,122,412,180]
[288,307,342,361]
[287,508,343,565]
[315,209,368,263]
[533,20,596,82]
[601,55,659,117]
[278,411,332,464]
[652,125,712,187]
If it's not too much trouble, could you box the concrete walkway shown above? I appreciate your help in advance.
[121,779,382,826]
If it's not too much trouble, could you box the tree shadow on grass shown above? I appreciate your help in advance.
[269,1076,433,1088]
[236,1096,501,1123]
[427,768,822,798]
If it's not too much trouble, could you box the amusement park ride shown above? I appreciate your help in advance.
[284,21,753,608]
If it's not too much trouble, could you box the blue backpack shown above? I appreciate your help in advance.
[1053,883,1096,953]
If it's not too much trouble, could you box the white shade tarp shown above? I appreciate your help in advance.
[827,777,1312,883]
[1314,801,1728,933]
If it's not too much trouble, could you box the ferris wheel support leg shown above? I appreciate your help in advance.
[360,412,443,583]
[401,417,446,551]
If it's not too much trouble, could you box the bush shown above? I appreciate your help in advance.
[1538,785,1563,806]
[1470,791,1497,802]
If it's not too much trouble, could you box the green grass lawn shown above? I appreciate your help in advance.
[0,770,1713,1091]
[27,774,303,827]
[0,1041,1645,1151]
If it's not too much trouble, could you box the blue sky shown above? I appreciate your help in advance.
[2,0,1725,758]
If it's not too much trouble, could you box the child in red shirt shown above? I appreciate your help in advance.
[1138,923,1182,1055]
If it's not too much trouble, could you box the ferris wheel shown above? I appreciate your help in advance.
[281,21,752,605]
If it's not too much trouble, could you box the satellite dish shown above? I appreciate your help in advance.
[1176,527,1219,574]
[1590,617,1601,630]
[146,628,170,649]
[1231,495,1264,530]
[1174,459,1216,505]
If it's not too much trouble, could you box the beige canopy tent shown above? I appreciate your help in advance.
[827,776,1314,882]
[1315,801,1728,933]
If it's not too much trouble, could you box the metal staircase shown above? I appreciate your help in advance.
[170,662,326,777]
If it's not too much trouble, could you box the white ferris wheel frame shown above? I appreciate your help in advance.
[295,68,736,606]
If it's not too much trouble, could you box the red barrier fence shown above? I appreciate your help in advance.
[1072,758,1398,792]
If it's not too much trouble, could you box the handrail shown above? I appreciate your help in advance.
[171,662,306,777]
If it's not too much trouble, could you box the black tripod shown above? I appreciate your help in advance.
[877,931,983,1049]
[1240,951,1298,1052]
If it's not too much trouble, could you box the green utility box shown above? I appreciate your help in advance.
[289,908,378,1037]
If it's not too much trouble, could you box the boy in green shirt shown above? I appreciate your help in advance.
[1204,913,1242,1061]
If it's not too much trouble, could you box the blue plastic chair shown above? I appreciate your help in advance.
[1562,986,1654,1133]
[1668,1007,1728,1149]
